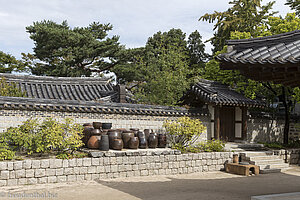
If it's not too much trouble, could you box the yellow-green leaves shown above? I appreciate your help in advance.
[3,118,84,156]
[163,117,206,151]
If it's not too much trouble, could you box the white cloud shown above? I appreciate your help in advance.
[0,0,293,58]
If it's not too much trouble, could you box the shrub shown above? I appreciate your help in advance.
[0,133,15,161]
[4,118,84,157]
[194,139,225,152]
[163,116,206,151]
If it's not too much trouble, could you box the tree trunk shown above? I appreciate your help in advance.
[282,86,290,145]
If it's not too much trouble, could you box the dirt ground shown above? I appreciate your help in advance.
[1,166,300,200]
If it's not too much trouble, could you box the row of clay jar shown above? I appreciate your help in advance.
[82,122,167,151]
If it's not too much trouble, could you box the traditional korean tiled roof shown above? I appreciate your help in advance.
[0,73,119,102]
[189,79,264,107]
[216,30,300,87]
[0,96,208,117]
[0,73,208,117]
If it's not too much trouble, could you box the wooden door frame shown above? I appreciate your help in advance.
[214,105,247,141]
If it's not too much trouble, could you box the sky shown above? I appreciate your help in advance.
[0,0,292,58]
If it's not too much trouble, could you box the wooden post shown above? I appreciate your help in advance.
[214,106,220,140]
[241,107,247,140]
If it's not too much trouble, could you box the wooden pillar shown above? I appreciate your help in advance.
[214,106,220,140]
[241,107,247,140]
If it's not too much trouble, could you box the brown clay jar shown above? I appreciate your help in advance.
[112,139,123,150]
[108,130,122,149]
[122,132,135,148]
[158,134,167,148]
[82,127,93,147]
[148,134,158,148]
[129,137,139,149]
[87,135,101,149]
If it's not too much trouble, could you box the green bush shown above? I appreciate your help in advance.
[195,139,225,152]
[4,118,84,157]
[0,133,15,161]
[163,116,206,151]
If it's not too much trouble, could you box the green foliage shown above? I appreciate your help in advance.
[199,0,276,53]
[260,140,300,149]
[25,20,124,77]
[4,118,84,156]
[163,116,206,151]
[0,133,15,161]
[187,30,210,76]
[112,29,207,106]
[187,140,225,153]
[0,77,27,97]
[0,51,27,73]
[286,0,300,16]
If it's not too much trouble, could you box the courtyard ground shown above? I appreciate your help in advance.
[1,166,300,200]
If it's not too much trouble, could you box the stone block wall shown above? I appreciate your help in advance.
[0,150,233,186]
[0,109,210,142]
[274,149,300,165]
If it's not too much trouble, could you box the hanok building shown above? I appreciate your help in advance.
[183,79,264,142]
[217,30,300,87]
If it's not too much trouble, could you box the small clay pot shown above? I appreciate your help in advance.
[148,134,158,148]
[99,135,109,151]
[139,137,148,149]
[129,137,139,149]
[93,122,102,129]
[122,132,135,148]
[112,139,123,150]
[102,123,112,130]
[87,135,101,149]
[158,134,167,148]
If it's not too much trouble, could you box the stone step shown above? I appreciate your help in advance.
[242,155,281,161]
[259,168,282,174]
[259,163,289,170]
[249,159,285,165]
[240,151,274,157]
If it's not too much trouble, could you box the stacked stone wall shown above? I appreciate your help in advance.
[0,150,233,186]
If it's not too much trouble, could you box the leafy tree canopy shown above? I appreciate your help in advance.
[112,29,208,106]
[0,51,26,73]
[286,0,300,16]
[25,20,124,77]
[202,13,300,144]
[199,0,276,53]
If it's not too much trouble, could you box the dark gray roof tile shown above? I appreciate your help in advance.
[187,79,264,107]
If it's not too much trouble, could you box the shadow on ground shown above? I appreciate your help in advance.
[96,170,300,200]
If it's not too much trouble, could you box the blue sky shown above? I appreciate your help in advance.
[0,0,291,58]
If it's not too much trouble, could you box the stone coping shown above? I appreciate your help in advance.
[80,148,182,158]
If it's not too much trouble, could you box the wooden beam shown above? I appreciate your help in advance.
[241,107,247,141]
[214,106,220,140]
